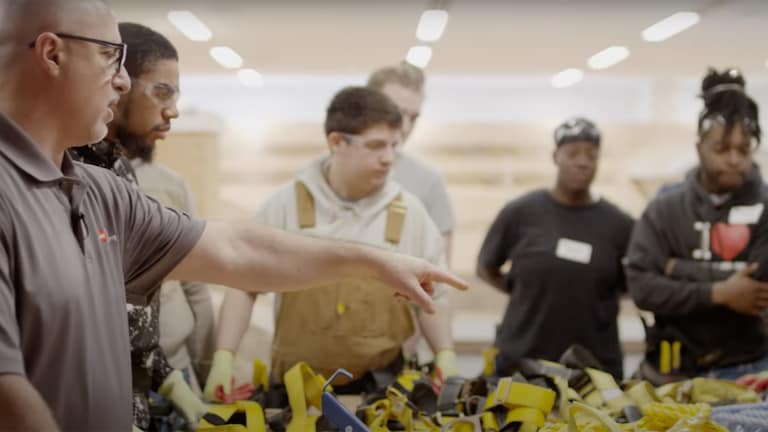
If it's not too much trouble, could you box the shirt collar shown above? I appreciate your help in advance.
[0,112,80,183]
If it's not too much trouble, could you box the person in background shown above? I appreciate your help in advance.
[627,68,768,381]
[205,87,458,400]
[69,22,211,431]
[115,22,216,403]
[477,117,633,379]
[368,62,455,263]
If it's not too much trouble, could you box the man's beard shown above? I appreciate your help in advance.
[117,126,155,163]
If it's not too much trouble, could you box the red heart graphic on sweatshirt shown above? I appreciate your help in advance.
[710,223,750,261]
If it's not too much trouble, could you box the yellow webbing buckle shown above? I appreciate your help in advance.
[482,378,556,429]
[284,362,327,432]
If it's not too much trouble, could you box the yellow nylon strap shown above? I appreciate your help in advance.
[198,401,266,432]
[295,181,315,229]
[395,369,422,393]
[387,387,416,431]
[440,416,482,432]
[655,378,761,405]
[386,387,440,432]
[252,359,268,390]
[659,340,672,374]
[583,368,635,415]
[637,402,727,431]
[505,407,546,427]
[549,375,582,419]
[361,399,391,432]
[690,377,761,404]
[385,193,406,244]
[482,378,555,428]
[625,381,659,408]
[482,347,499,376]
[437,412,496,432]
[672,341,682,371]
[284,362,326,432]
[567,402,622,432]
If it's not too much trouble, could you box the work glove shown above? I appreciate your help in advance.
[435,349,459,377]
[203,349,234,402]
[159,369,208,425]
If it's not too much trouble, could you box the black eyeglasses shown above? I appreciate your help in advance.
[28,32,127,76]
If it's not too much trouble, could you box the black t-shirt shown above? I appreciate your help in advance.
[478,190,634,378]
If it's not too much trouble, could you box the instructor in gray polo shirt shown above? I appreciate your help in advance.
[0,1,468,431]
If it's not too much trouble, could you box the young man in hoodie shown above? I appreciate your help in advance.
[627,68,768,381]
[205,87,456,399]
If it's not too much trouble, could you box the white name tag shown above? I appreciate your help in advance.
[729,203,764,225]
[555,238,593,264]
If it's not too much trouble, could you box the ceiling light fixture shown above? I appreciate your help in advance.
[406,46,433,68]
[238,69,264,88]
[587,46,630,70]
[642,12,700,42]
[210,46,243,69]
[551,68,584,88]
[167,11,212,41]
[416,9,449,42]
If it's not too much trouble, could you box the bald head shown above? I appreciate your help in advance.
[0,0,110,51]
[0,0,130,159]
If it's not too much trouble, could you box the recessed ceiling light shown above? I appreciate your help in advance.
[406,46,433,68]
[416,9,449,42]
[642,12,700,42]
[210,47,243,69]
[551,68,584,88]
[588,46,630,70]
[167,11,212,42]
[238,69,264,88]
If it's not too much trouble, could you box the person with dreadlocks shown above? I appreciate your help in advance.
[68,23,209,431]
[477,117,633,379]
[627,68,768,382]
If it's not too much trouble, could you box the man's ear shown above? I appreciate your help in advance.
[327,131,344,153]
[33,33,65,77]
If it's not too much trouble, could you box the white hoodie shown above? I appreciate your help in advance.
[255,157,447,319]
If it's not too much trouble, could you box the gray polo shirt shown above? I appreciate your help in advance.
[0,113,205,431]
[391,152,455,234]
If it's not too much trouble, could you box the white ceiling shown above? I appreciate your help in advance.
[111,0,768,78]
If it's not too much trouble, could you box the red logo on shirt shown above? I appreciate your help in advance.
[97,229,117,245]
[711,223,750,261]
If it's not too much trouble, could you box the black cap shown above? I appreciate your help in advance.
[554,117,601,147]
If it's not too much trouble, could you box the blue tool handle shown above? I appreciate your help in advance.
[322,393,369,432]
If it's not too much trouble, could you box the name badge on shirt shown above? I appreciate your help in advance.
[728,203,764,225]
[555,238,593,264]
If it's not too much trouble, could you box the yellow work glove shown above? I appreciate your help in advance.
[203,349,234,402]
[159,370,208,425]
[436,349,459,377]
[132,425,144,432]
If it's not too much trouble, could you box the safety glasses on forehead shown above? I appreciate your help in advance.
[28,32,127,77]
[554,121,601,146]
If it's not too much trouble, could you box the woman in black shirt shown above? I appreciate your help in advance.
[477,118,634,378]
